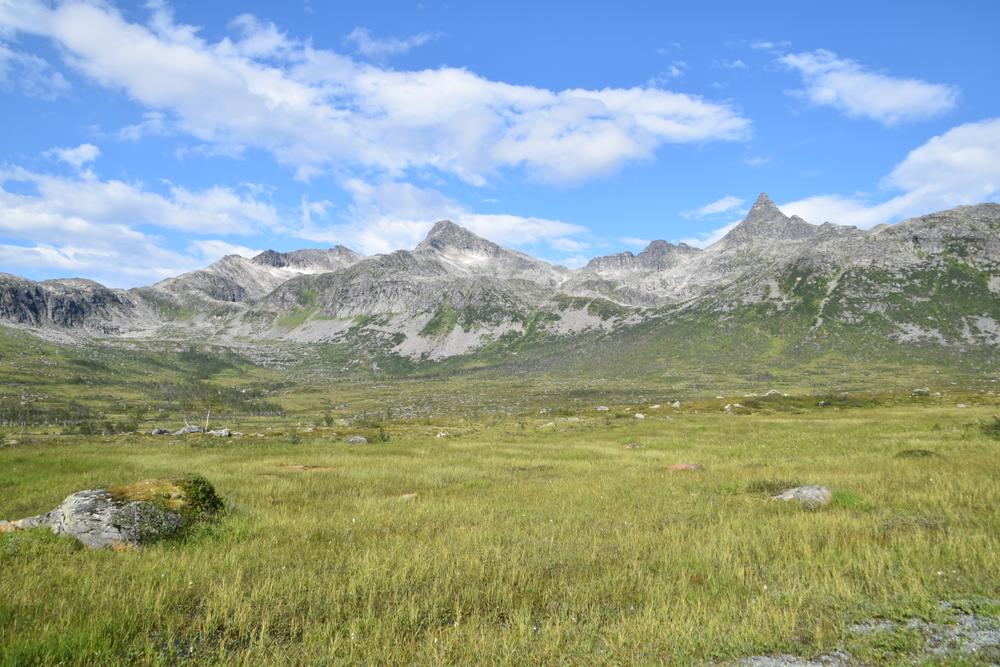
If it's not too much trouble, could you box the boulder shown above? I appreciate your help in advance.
[150,428,169,436]
[173,424,203,435]
[912,388,931,396]
[596,405,609,411]
[44,489,183,549]
[0,475,223,549]
[207,428,231,437]
[634,413,645,420]
[772,486,832,506]
[347,435,368,444]
[671,400,681,408]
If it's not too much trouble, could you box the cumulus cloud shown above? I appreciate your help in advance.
[0,1,749,185]
[294,178,588,258]
[343,27,437,60]
[782,117,1000,227]
[677,220,740,248]
[187,239,261,261]
[0,41,70,98]
[680,195,745,219]
[0,163,280,285]
[47,143,100,169]
[779,49,958,126]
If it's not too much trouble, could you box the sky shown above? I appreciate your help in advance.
[1,0,999,287]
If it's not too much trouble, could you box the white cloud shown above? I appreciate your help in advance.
[187,239,261,261]
[714,59,747,70]
[47,143,100,169]
[344,27,437,60]
[0,163,280,285]
[0,1,750,185]
[294,178,588,256]
[118,111,168,141]
[677,220,740,248]
[619,236,651,249]
[0,41,70,98]
[779,49,958,126]
[647,61,687,86]
[680,194,745,219]
[750,40,790,52]
[744,155,771,167]
[782,117,1000,227]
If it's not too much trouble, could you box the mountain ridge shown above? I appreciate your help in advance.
[2,196,998,364]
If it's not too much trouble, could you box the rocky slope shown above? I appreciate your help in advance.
[1,194,997,360]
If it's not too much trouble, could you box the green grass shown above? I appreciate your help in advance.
[2,400,999,664]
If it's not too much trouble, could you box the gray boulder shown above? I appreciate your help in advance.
[150,428,169,435]
[173,424,203,435]
[347,435,368,444]
[772,486,833,506]
[35,490,182,549]
[207,428,231,437]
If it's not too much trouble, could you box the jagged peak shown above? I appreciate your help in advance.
[251,246,360,269]
[743,192,786,225]
[416,220,496,253]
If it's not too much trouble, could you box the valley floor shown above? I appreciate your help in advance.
[2,397,1000,665]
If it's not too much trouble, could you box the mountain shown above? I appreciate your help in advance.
[1,195,998,366]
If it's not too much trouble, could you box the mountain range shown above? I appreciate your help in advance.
[1,194,998,366]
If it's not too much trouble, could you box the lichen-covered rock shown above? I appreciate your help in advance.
[1,475,223,550]
[772,486,833,506]
[173,424,204,435]
[44,489,183,549]
[347,435,368,444]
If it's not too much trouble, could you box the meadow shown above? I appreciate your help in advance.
[2,389,999,665]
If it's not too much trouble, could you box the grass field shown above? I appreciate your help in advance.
[3,393,999,665]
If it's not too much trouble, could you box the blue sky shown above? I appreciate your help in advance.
[1,0,998,286]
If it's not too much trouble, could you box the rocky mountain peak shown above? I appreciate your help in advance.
[417,220,490,252]
[744,192,784,225]
[722,192,818,245]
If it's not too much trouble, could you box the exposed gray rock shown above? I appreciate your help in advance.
[347,435,368,444]
[38,490,182,549]
[772,486,833,506]
[207,428,231,437]
[0,198,998,363]
[150,428,169,435]
[173,424,203,435]
[738,652,851,667]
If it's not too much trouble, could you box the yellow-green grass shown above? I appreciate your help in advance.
[2,403,999,665]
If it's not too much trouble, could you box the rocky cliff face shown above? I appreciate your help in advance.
[1,196,997,360]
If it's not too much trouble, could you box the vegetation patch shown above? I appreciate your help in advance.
[108,474,223,522]
[744,479,805,496]
[420,302,458,337]
[895,448,940,459]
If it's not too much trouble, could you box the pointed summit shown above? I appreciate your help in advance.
[720,192,818,246]
[744,192,783,225]
[416,220,494,253]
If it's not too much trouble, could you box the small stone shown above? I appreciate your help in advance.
[596,405,609,411]
[649,404,661,409]
[150,428,169,436]
[912,388,931,396]
[671,400,681,408]
[207,428,231,437]
[347,435,368,444]
[436,432,448,438]
[771,486,832,506]
[634,413,645,420]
